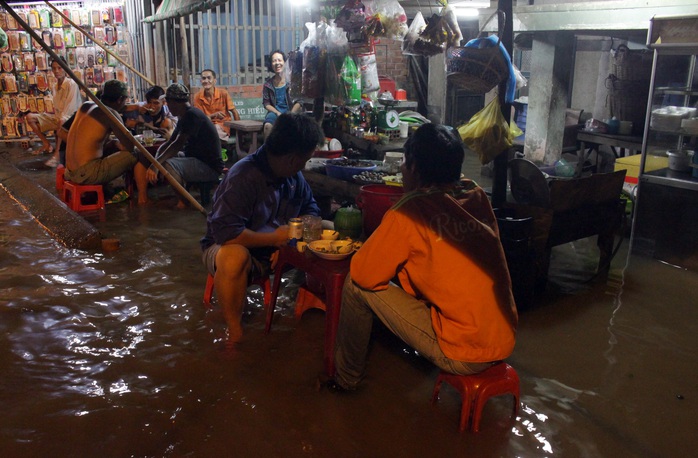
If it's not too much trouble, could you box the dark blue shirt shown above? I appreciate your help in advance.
[201,145,320,250]
[174,105,223,173]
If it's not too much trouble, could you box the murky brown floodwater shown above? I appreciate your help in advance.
[1,148,696,457]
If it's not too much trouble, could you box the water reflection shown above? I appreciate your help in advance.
[2,172,697,456]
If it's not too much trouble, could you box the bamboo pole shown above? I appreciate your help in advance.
[42,1,155,87]
[1,1,206,215]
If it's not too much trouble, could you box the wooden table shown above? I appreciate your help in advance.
[576,131,643,175]
[225,120,264,159]
[266,244,352,376]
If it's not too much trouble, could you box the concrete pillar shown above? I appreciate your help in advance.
[427,53,447,124]
[593,39,613,122]
[524,32,575,165]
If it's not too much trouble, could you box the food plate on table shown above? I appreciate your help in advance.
[353,170,389,185]
[382,175,403,186]
[134,133,165,143]
[308,240,358,261]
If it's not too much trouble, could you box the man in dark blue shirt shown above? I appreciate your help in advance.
[134,83,222,206]
[201,113,323,349]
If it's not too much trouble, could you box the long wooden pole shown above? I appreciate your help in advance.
[492,0,513,208]
[42,1,155,87]
[1,1,206,215]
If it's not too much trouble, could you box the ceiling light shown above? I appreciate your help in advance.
[450,0,490,8]
[454,8,480,18]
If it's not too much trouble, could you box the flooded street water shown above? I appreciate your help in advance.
[1,149,696,457]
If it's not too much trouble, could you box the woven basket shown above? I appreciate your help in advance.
[445,10,509,94]
[446,44,509,93]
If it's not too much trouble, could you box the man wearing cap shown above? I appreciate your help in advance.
[64,79,137,186]
[134,83,223,207]
[192,69,239,140]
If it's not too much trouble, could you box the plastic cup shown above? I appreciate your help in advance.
[399,121,408,138]
[143,129,154,146]
[301,215,322,242]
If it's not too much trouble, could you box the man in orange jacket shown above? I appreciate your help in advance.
[327,123,518,392]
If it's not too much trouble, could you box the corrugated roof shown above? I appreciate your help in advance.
[142,0,230,23]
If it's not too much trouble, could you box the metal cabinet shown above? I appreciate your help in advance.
[634,16,698,269]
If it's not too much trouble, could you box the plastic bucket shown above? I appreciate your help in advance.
[356,184,404,236]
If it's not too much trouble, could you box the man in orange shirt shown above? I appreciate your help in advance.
[192,69,239,140]
[326,123,518,392]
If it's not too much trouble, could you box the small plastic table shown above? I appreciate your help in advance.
[225,120,264,159]
[267,244,352,376]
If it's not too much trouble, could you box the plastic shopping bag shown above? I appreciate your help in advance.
[458,98,515,164]
[358,53,380,93]
[340,55,362,105]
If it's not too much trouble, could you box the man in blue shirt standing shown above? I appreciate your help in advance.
[201,113,324,350]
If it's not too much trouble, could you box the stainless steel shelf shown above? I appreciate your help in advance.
[641,168,698,191]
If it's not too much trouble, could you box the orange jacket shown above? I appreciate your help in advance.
[350,182,517,362]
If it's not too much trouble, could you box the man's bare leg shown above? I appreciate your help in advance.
[133,162,151,205]
[214,244,252,348]
[25,114,53,153]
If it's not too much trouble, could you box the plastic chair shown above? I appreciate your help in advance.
[62,181,105,213]
[432,362,520,432]
[202,272,271,309]
[56,164,65,192]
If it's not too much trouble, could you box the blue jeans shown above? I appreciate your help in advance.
[334,274,495,389]
[163,156,220,186]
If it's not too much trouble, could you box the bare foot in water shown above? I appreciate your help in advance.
[137,198,152,206]
[218,331,243,360]
[219,340,241,360]
[176,199,188,209]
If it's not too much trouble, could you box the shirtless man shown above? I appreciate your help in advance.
[64,80,137,186]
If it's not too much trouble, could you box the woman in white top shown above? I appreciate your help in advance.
[23,58,82,158]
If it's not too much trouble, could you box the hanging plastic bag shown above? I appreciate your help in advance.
[414,10,460,57]
[287,49,303,99]
[302,46,326,98]
[336,0,367,43]
[299,22,317,52]
[513,63,527,90]
[457,98,515,164]
[358,53,380,93]
[326,20,349,54]
[301,22,328,98]
[325,54,345,106]
[402,11,426,55]
[340,55,361,105]
[364,0,408,40]
[440,4,463,47]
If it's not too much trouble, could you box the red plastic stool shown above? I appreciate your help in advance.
[56,165,65,192]
[432,362,520,432]
[294,284,327,319]
[62,181,105,212]
[203,272,271,309]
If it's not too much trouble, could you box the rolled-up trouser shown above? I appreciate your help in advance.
[334,274,496,390]
[162,156,220,187]
[64,150,137,184]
